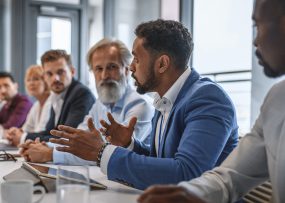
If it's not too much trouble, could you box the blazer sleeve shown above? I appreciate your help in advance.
[106,84,237,190]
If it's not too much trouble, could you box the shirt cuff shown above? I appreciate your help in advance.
[127,137,135,150]
[53,147,65,164]
[100,145,117,175]
[20,132,28,144]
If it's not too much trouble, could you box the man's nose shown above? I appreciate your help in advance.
[52,74,60,81]
[101,69,111,80]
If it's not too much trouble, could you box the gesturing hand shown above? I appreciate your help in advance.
[137,185,207,203]
[100,112,137,147]
[49,117,104,162]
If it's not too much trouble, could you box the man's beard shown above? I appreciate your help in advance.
[96,76,127,104]
[132,59,158,94]
[256,50,282,78]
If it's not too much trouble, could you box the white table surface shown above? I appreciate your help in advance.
[0,153,141,203]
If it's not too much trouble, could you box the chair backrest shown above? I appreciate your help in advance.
[243,181,272,203]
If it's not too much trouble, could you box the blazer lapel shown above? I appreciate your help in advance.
[150,111,161,156]
[57,79,77,126]
[157,68,200,157]
[158,107,175,157]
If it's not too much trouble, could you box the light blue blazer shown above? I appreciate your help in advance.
[107,69,239,190]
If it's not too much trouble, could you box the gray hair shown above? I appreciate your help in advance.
[87,38,132,69]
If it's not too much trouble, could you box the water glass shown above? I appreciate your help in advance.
[56,165,90,203]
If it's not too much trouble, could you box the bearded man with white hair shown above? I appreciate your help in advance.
[20,38,154,164]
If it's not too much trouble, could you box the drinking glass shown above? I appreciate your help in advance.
[56,165,90,203]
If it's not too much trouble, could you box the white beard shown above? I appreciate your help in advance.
[96,77,127,104]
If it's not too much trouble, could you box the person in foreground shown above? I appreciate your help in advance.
[20,38,154,164]
[138,0,285,202]
[49,19,238,190]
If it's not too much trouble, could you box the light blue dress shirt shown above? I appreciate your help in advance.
[52,85,155,165]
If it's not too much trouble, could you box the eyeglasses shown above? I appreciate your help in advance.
[0,150,17,162]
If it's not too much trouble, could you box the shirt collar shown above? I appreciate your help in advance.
[153,68,191,113]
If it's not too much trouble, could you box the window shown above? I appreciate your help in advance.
[37,16,72,64]
[193,0,254,134]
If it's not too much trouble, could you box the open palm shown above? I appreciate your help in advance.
[100,112,137,147]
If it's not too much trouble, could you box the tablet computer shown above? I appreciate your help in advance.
[22,162,107,190]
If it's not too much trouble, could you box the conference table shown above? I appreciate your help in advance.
[0,151,141,203]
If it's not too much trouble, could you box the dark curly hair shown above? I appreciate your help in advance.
[135,19,193,69]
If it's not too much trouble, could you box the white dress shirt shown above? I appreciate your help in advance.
[49,90,67,126]
[19,95,52,144]
[22,95,52,132]
[153,68,191,155]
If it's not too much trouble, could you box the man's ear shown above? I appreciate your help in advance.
[157,55,170,73]
[70,67,76,76]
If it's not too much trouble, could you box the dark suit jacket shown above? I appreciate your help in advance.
[26,79,95,141]
[107,69,239,190]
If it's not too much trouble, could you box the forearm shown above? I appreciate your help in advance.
[107,148,201,190]
[53,147,97,165]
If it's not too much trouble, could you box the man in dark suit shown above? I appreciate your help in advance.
[9,50,95,144]
[49,20,239,190]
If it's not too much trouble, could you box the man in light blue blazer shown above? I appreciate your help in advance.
[50,19,239,190]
